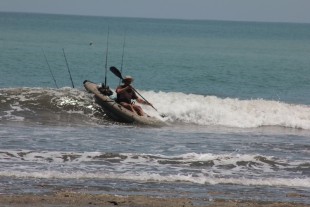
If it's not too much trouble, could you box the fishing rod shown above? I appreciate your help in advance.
[62,48,75,88]
[104,26,110,87]
[110,66,166,118]
[42,49,59,89]
[119,31,126,85]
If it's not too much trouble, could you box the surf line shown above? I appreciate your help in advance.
[62,48,75,88]
[42,49,59,89]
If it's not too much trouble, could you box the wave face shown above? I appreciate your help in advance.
[1,87,310,129]
[0,87,108,126]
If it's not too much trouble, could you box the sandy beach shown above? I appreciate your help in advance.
[0,191,309,207]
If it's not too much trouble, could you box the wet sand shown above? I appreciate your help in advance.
[0,192,309,207]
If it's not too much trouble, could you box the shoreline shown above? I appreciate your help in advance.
[0,192,309,207]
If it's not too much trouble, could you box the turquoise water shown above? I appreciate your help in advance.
[1,12,310,103]
[1,12,310,204]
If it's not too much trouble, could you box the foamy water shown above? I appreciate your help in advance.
[1,150,309,188]
[142,91,310,129]
[1,87,310,130]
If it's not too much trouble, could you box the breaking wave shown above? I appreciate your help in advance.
[0,87,109,126]
[1,87,310,129]
[143,91,310,130]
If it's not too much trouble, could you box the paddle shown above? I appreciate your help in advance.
[110,66,166,117]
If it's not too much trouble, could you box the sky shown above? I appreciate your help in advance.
[1,0,310,23]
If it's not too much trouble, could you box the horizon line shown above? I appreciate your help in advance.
[1,10,309,25]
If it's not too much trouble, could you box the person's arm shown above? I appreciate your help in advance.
[136,97,145,104]
[116,85,131,94]
[137,97,153,106]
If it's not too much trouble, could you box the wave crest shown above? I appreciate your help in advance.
[1,87,310,129]
[142,91,310,129]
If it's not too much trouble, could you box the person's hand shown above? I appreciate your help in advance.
[126,85,133,92]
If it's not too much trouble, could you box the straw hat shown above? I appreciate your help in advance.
[123,76,134,81]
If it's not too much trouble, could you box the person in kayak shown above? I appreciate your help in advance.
[116,76,151,116]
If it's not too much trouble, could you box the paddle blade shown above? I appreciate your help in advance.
[110,66,123,80]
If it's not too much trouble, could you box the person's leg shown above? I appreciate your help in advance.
[120,103,135,113]
[133,105,144,116]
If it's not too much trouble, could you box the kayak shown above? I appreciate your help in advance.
[83,80,165,126]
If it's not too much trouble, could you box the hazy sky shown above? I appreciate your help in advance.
[1,0,310,23]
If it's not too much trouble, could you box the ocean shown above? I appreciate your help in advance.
[0,12,310,204]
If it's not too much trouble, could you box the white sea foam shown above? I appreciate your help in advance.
[141,91,310,129]
[1,105,29,121]
[0,150,293,166]
[1,149,308,188]
[0,170,309,188]
[0,150,304,179]
[1,87,310,129]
